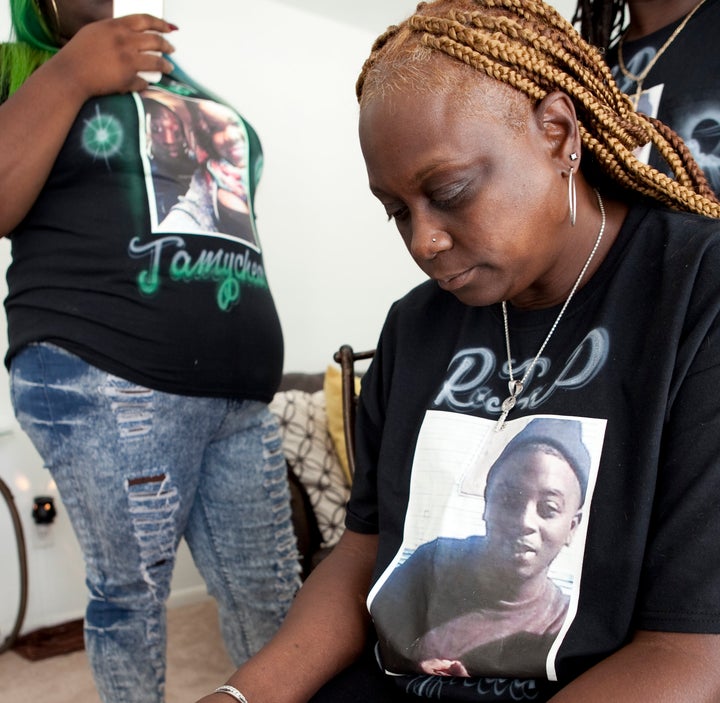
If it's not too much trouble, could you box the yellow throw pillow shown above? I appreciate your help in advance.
[323,364,360,485]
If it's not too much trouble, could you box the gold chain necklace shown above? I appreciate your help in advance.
[495,190,606,432]
[617,0,707,109]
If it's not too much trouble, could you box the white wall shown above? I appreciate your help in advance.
[166,0,425,372]
[0,0,576,638]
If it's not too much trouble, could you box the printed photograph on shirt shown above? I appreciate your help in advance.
[136,87,259,247]
[675,105,720,194]
[613,66,720,192]
[630,83,663,165]
[368,412,606,682]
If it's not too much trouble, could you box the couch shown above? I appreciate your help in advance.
[273,366,356,578]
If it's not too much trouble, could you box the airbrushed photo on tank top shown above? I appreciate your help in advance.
[368,412,606,682]
[135,86,259,249]
[614,67,720,192]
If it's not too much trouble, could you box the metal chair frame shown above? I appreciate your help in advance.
[332,344,375,477]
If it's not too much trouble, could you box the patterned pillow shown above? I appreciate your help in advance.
[269,389,350,547]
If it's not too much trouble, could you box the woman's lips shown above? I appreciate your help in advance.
[436,267,475,292]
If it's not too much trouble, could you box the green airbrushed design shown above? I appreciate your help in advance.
[132,236,269,311]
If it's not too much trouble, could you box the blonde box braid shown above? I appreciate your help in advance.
[356,0,720,219]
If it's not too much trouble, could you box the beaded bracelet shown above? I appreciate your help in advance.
[213,685,249,703]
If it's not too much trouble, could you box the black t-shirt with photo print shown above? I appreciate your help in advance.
[606,0,720,195]
[347,203,720,700]
[5,69,282,400]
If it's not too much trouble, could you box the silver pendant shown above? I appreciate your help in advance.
[508,380,523,397]
[495,380,524,432]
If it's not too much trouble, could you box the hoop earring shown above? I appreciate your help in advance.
[47,0,61,34]
[568,165,577,227]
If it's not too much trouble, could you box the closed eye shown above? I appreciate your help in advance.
[386,205,409,223]
[430,182,471,211]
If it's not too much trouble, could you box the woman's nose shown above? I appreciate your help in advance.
[408,212,450,261]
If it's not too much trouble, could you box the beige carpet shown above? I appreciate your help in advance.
[0,599,235,703]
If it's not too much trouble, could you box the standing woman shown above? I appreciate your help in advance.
[0,2,300,702]
[198,1,720,702]
[574,0,720,195]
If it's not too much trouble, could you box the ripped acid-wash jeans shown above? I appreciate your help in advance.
[10,343,301,703]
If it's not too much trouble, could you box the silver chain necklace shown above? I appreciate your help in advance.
[495,189,606,432]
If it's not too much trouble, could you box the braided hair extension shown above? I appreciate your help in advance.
[571,0,627,49]
[356,0,720,218]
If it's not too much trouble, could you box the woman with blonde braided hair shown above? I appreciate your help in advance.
[199,1,720,702]
[357,0,720,216]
